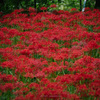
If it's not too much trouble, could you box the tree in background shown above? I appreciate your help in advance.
[34,0,36,8]
[58,0,61,3]
[95,0,100,8]
[0,0,100,15]
[84,0,100,9]
[85,0,91,8]
[80,0,82,11]
[0,0,4,11]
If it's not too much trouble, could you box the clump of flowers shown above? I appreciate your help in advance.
[40,7,47,11]
[50,4,57,8]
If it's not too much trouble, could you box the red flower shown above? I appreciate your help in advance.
[15,95,25,100]
[29,83,39,89]
[0,31,5,40]
[8,29,19,37]
[40,78,50,85]
[71,8,78,12]
[4,83,14,91]
[28,7,36,12]
[35,71,45,79]
[24,73,34,78]
[20,87,29,94]
[77,84,88,91]
[25,92,34,100]
[77,84,88,97]
[70,94,80,100]
[20,49,32,56]
[50,4,56,8]
[40,7,47,10]
[69,49,83,59]
[86,40,99,50]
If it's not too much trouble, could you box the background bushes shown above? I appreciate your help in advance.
[0,0,99,15]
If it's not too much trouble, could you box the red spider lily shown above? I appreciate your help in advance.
[70,8,78,12]
[24,73,34,78]
[15,95,25,100]
[77,84,89,97]
[20,87,29,94]
[70,94,80,100]
[14,81,26,88]
[40,83,68,99]
[0,27,9,33]
[1,61,15,69]
[0,39,11,45]
[29,83,40,89]
[20,49,32,56]
[40,7,47,11]
[53,53,68,61]
[35,71,46,79]
[8,29,20,37]
[50,4,57,8]
[28,7,36,13]
[3,83,14,92]
[25,92,34,100]
[86,40,99,50]
[68,49,83,59]
[40,78,50,85]
[77,84,88,91]
[0,74,17,82]
[74,55,94,67]
[0,31,5,40]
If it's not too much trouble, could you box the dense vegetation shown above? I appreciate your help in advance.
[0,0,100,15]
[0,1,100,100]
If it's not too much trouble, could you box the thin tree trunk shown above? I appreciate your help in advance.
[80,0,82,11]
[0,0,4,12]
[44,0,47,4]
[58,0,61,3]
[95,0,100,8]
[34,0,36,8]
[52,0,54,3]
[0,0,4,4]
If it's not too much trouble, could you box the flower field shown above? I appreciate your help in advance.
[0,7,100,100]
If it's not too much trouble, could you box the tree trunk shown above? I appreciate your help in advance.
[0,0,4,8]
[44,0,47,4]
[0,0,4,4]
[95,0,100,8]
[85,0,91,8]
[0,0,4,12]
[58,0,61,3]
[34,0,36,8]
[52,0,54,3]
[80,0,82,11]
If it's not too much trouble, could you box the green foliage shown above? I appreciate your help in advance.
[85,0,96,8]
[0,67,15,75]
[82,96,96,100]
[0,90,15,100]
[90,49,100,58]
[67,85,76,94]
[0,55,5,62]
[0,0,97,15]
[11,36,21,45]
[19,75,38,83]
[33,54,44,59]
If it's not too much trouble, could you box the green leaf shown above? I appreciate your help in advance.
[67,85,76,94]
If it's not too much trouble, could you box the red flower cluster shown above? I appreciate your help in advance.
[40,7,47,10]
[0,7,100,100]
[50,4,56,8]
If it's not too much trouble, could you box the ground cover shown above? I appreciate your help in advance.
[0,7,100,100]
